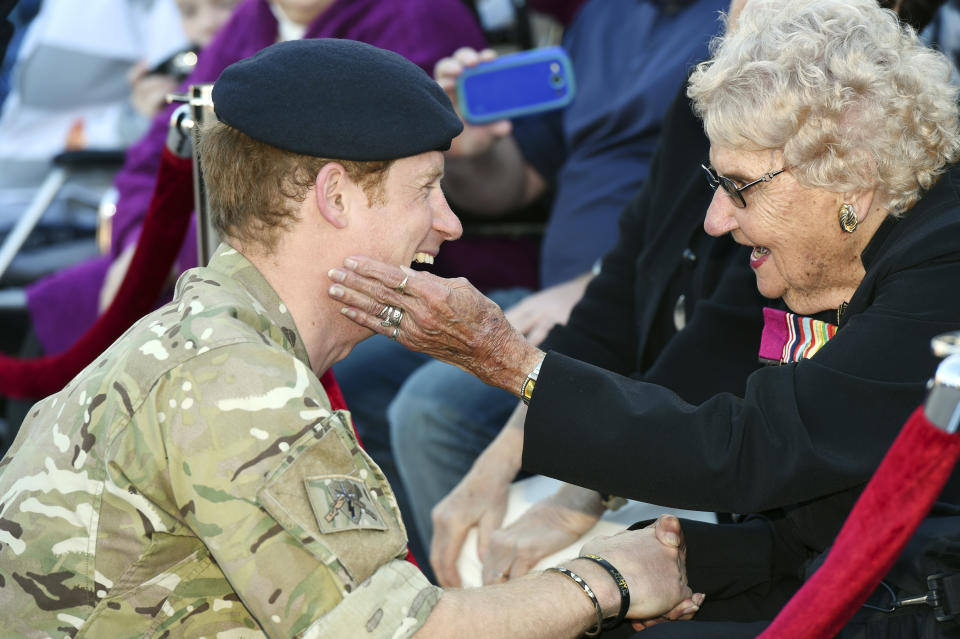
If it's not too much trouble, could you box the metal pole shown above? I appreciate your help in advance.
[168,84,218,266]
[926,331,960,433]
[190,84,218,265]
[0,168,68,281]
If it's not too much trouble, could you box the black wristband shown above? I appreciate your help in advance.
[579,553,630,629]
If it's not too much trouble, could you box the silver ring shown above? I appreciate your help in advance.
[397,275,409,294]
[390,327,400,340]
[379,305,396,325]
[379,306,403,328]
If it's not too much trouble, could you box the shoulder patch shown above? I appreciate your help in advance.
[305,475,388,534]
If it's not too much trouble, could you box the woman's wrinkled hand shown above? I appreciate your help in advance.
[328,256,538,389]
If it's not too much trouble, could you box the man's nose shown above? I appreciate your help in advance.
[434,193,463,241]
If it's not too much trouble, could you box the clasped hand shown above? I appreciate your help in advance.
[579,515,704,628]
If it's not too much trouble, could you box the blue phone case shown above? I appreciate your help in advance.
[456,46,576,124]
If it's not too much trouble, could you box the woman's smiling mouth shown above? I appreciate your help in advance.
[750,245,770,269]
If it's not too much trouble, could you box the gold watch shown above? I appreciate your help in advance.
[521,356,544,405]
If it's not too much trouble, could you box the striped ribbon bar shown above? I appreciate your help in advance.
[758,307,838,365]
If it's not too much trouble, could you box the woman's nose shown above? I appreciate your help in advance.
[703,189,739,237]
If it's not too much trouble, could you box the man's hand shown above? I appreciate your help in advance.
[435,47,513,158]
[482,483,603,585]
[415,514,702,639]
[428,405,526,587]
[505,272,593,346]
[429,430,521,586]
[573,515,703,624]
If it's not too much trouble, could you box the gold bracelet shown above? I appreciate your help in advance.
[546,566,603,637]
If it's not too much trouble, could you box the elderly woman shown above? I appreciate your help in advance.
[329,1,960,635]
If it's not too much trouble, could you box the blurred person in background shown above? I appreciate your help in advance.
[0,0,39,108]
[0,0,187,239]
[127,0,242,121]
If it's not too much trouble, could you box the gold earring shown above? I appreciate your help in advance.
[839,203,858,233]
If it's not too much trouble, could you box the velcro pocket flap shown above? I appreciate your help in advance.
[257,412,407,589]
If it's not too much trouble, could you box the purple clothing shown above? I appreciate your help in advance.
[27,0,484,355]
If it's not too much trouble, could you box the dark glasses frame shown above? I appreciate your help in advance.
[701,163,785,208]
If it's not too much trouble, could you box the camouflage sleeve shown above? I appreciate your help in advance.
[151,342,440,638]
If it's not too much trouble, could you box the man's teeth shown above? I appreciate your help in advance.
[752,246,770,259]
[413,252,434,265]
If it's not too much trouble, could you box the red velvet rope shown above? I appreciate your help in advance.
[758,406,960,638]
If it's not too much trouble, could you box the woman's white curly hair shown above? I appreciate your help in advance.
[688,0,960,215]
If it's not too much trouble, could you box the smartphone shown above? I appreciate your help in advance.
[456,46,576,124]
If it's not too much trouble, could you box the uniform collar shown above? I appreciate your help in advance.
[205,243,313,369]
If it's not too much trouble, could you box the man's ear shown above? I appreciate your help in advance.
[315,162,350,229]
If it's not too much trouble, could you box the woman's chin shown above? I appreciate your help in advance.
[753,272,787,302]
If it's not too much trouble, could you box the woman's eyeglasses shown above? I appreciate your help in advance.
[701,164,785,208]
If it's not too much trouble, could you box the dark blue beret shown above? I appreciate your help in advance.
[212,39,462,161]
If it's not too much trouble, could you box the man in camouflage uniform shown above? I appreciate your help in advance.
[0,39,696,638]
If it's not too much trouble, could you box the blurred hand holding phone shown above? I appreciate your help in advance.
[455,46,575,125]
